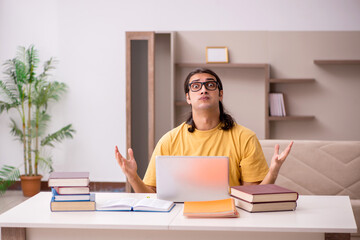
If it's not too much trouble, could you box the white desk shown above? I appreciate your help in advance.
[0,192,357,240]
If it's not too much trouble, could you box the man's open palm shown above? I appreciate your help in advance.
[270,141,294,171]
[115,146,138,179]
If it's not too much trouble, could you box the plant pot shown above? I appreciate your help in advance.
[20,175,42,197]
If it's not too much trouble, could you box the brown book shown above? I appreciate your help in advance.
[183,198,239,218]
[48,172,90,187]
[230,184,298,203]
[50,193,95,212]
[232,196,297,213]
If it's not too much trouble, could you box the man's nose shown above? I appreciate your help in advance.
[200,84,208,93]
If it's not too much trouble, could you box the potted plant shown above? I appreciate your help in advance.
[0,45,75,196]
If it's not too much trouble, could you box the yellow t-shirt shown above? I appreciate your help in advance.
[143,122,269,187]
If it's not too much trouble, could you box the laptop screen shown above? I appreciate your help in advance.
[156,156,230,202]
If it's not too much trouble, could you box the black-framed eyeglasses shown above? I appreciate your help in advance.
[188,81,219,92]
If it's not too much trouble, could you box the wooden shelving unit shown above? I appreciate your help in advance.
[269,78,315,84]
[176,63,269,69]
[267,77,315,136]
[269,116,315,121]
[314,60,360,65]
[128,31,360,145]
[175,63,316,138]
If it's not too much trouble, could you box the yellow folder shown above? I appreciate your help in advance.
[183,198,239,218]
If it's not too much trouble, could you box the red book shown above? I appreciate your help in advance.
[48,172,90,187]
[230,184,298,203]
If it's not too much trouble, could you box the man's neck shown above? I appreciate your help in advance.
[192,109,220,131]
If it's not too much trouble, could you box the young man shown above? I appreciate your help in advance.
[115,68,293,193]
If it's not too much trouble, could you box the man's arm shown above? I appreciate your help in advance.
[243,141,294,185]
[115,146,156,193]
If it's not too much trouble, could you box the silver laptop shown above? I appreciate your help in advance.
[156,156,230,202]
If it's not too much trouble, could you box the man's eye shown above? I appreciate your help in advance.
[193,84,200,88]
[207,83,214,87]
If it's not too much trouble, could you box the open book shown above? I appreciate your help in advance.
[96,198,175,212]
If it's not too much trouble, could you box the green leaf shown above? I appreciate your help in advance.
[0,165,20,195]
[0,100,19,114]
[16,46,26,65]
[38,57,57,81]
[41,124,75,147]
[38,156,53,173]
[47,81,67,102]
[26,45,39,84]
[9,118,23,142]
[0,81,21,109]
[31,110,51,137]
[33,81,67,110]
[14,59,28,87]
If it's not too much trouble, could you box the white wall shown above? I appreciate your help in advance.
[0,0,359,182]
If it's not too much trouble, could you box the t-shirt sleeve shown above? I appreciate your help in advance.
[143,133,171,186]
[239,134,269,183]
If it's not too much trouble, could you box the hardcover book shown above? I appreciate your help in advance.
[96,198,175,212]
[53,186,90,195]
[230,184,298,203]
[232,196,297,212]
[183,198,239,218]
[50,193,96,212]
[51,188,91,201]
[48,172,90,187]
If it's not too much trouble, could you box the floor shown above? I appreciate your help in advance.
[0,191,29,215]
[0,191,29,240]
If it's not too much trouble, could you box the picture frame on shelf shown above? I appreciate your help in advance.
[206,47,229,63]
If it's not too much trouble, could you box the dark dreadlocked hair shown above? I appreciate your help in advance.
[184,68,235,133]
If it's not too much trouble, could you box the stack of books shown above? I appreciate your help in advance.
[48,172,95,212]
[230,184,298,213]
[269,93,286,117]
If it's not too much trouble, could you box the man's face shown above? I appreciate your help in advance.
[186,73,223,111]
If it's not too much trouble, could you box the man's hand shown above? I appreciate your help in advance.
[114,146,156,193]
[269,141,294,175]
[259,141,294,185]
[115,146,138,181]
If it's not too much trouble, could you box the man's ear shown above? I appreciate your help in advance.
[186,93,191,104]
[219,90,223,101]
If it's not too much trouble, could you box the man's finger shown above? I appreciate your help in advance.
[115,146,122,156]
[287,141,294,151]
[273,144,280,156]
[115,146,121,158]
[128,148,135,161]
[115,152,123,165]
[282,141,294,157]
[115,146,125,165]
[278,141,294,160]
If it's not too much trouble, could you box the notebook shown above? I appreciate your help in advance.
[156,156,230,202]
